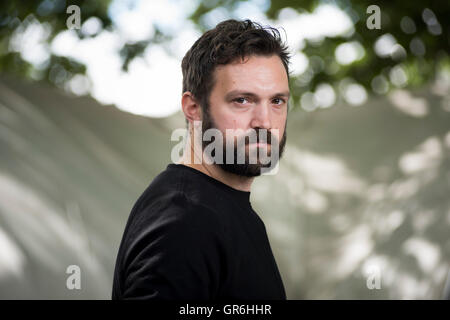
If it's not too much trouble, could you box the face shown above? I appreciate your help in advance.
[202,55,289,176]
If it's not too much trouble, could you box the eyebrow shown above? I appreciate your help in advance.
[225,90,290,100]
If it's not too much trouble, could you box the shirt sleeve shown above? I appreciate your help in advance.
[119,195,227,300]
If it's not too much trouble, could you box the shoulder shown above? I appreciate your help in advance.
[130,165,226,231]
[122,183,227,264]
[119,189,229,288]
[130,191,223,237]
[120,164,232,260]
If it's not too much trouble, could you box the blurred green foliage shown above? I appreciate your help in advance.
[0,0,111,83]
[0,0,449,107]
[189,0,449,106]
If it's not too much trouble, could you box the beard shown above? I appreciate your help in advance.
[201,108,287,177]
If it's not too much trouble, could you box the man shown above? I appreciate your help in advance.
[112,19,290,300]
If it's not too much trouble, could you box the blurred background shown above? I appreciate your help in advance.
[0,0,449,299]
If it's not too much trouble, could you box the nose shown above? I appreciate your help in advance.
[250,102,271,129]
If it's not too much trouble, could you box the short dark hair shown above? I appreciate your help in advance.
[181,19,290,119]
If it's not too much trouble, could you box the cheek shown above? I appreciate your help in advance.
[209,102,256,131]
[273,116,287,137]
[209,102,232,127]
[216,115,249,131]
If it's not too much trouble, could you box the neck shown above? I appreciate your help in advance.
[177,138,254,192]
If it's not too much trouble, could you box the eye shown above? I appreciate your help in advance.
[233,97,249,104]
[272,98,285,105]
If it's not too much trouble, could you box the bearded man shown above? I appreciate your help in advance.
[112,19,290,300]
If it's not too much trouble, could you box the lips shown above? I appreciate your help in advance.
[238,130,273,147]
[247,142,271,150]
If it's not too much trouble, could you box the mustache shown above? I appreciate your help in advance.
[236,128,275,145]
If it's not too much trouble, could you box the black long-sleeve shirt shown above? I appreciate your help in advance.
[112,163,286,300]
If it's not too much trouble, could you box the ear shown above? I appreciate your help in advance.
[182,91,202,125]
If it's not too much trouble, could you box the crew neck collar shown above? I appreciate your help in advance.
[167,163,251,204]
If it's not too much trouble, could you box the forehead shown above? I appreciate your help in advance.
[212,55,289,94]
